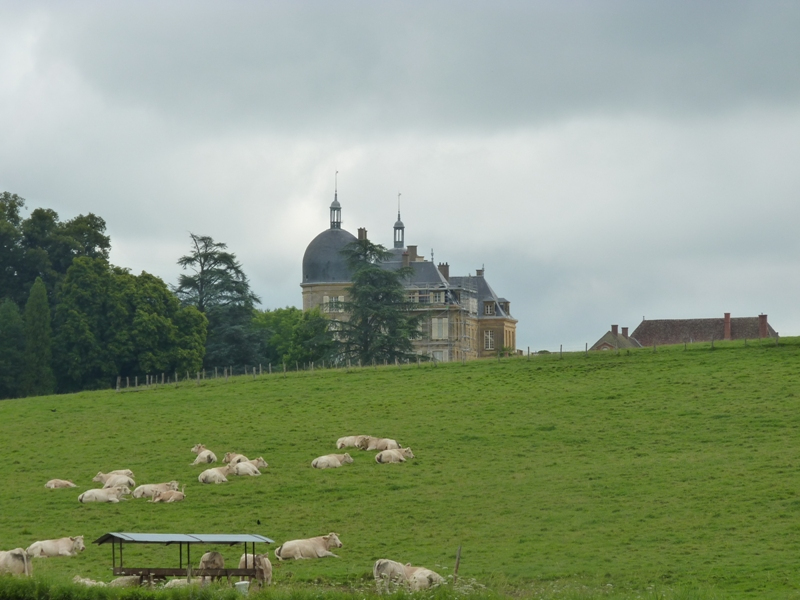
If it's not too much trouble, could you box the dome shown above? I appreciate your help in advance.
[302,228,357,284]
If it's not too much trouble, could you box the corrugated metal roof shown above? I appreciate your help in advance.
[93,533,273,545]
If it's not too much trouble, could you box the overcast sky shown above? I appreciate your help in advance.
[2,1,799,351]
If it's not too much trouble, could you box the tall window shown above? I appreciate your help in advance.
[431,317,448,340]
[322,296,344,313]
[484,330,495,350]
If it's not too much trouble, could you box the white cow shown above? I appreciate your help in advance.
[163,579,196,588]
[336,435,368,449]
[92,471,133,484]
[78,485,130,503]
[311,453,354,469]
[0,549,31,576]
[223,452,249,464]
[375,448,415,463]
[45,479,76,489]
[367,438,401,451]
[198,551,224,582]
[151,487,186,503]
[73,575,106,587]
[274,533,342,560]
[198,466,232,484]
[246,457,269,469]
[108,576,142,587]
[133,481,179,499]
[26,536,85,558]
[373,558,407,590]
[232,462,261,476]
[239,553,272,585]
[103,475,135,489]
[191,450,217,465]
[405,566,445,591]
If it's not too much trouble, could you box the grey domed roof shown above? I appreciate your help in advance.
[302,228,357,284]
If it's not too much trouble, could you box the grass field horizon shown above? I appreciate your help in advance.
[1,338,799,599]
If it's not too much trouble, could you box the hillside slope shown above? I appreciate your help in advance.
[1,338,798,598]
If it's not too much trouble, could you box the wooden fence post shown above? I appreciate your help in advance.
[453,545,462,585]
[116,376,121,392]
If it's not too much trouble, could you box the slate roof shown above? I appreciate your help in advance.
[630,317,776,347]
[450,274,513,319]
[302,228,357,284]
[590,331,642,351]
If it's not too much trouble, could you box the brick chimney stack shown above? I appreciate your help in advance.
[437,262,450,282]
[402,252,410,268]
[622,327,628,339]
[357,228,367,241]
[407,245,418,262]
[724,312,731,340]
[476,268,484,277]
[759,314,768,338]
[611,324,618,336]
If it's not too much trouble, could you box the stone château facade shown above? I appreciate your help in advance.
[301,193,518,361]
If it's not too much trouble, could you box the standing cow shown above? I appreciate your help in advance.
[239,553,272,585]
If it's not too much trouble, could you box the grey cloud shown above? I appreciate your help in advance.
[28,1,800,135]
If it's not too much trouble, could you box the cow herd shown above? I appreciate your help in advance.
[1,436,444,592]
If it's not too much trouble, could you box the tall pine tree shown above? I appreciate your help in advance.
[0,298,25,399]
[21,277,56,397]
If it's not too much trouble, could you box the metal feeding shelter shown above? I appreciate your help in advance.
[93,533,274,583]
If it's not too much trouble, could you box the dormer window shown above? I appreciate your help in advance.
[484,302,495,315]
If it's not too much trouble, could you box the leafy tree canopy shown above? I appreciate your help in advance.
[0,192,110,306]
[21,277,56,397]
[0,298,25,399]
[174,233,260,368]
[336,238,422,365]
[253,306,334,367]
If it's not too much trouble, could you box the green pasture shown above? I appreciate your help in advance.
[1,338,799,599]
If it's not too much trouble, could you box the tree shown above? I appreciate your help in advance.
[21,277,56,397]
[253,306,334,367]
[174,233,260,368]
[336,238,421,364]
[0,298,25,399]
[0,192,110,306]
[53,257,207,392]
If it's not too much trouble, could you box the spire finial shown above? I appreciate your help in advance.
[397,192,401,219]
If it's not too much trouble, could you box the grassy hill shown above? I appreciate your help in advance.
[1,338,799,599]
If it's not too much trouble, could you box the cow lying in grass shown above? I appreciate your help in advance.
[274,533,342,560]
[311,453,353,469]
[0,548,31,576]
[26,536,85,557]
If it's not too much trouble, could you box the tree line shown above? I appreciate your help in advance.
[0,192,421,400]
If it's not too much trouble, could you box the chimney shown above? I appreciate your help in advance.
[476,268,484,277]
[724,312,731,340]
[438,262,450,282]
[622,327,628,339]
[759,314,768,339]
[611,324,618,336]
[407,245,418,262]
[402,252,410,268]
[357,227,367,241]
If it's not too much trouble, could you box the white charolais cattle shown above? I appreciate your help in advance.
[73,575,105,586]
[191,444,217,465]
[405,566,445,591]
[375,448,415,463]
[26,536,85,558]
[198,465,233,484]
[246,457,269,468]
[103,475,135,489]
[92,471,133,484]
[373,558,407,590]
[78,485,130,503]
[0,549,31,576]
[133,481,179,499]
[311,453,354,469]
[223,452,249,464]
[45,479,76,489]
[336,435,369,449]
[239,553,272,585]
[151,487,186,503]
[198,551,224,582]
[232,462,261,476]
[274,533,342,560]
[368,438,401,451]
